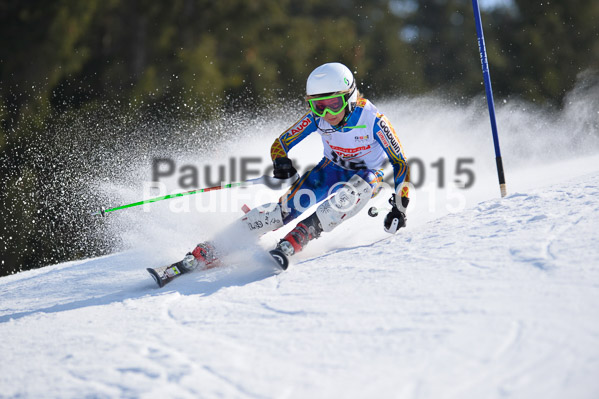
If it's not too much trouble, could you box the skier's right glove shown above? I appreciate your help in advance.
[273,157,298,180]
[384,194,408,234]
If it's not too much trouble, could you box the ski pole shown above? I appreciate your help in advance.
[90,175,292,217]
[472,0,507,197]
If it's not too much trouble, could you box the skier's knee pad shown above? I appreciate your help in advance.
[315,174,373,232]
[240,203,285,235]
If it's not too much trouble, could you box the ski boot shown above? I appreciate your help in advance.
[275,214,322,257]
[180,242,221,272]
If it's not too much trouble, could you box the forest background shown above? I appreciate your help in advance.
[1,0,598,275]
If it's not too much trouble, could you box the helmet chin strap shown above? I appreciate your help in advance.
[339,84,357,124]
[337,110,350,127]
[316,107,354,133]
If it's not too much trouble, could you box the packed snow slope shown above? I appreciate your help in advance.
[2,84,599,398]
[2,166,599,398]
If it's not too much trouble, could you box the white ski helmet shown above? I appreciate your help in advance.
[306,62,358,113]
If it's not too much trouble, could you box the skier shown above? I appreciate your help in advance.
[184,62,409,269]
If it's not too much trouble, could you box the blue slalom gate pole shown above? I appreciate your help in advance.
[472,0,507,197]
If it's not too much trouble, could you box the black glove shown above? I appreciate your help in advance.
[273,157,298,179]
[384,194,408,234]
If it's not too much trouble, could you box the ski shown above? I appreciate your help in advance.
[147,261,189,288]
[269,249,289,271]
[148,249,290,288]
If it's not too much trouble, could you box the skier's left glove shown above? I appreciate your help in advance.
[384,194,408,234]
[273,157,298,180]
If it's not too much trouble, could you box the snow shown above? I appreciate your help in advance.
[2,171,599,398]
[2,94,599,398]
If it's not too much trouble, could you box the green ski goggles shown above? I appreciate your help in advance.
[307,93,348,117]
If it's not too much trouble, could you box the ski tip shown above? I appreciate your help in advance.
[268,249,289,271]
[146,268,164,288]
